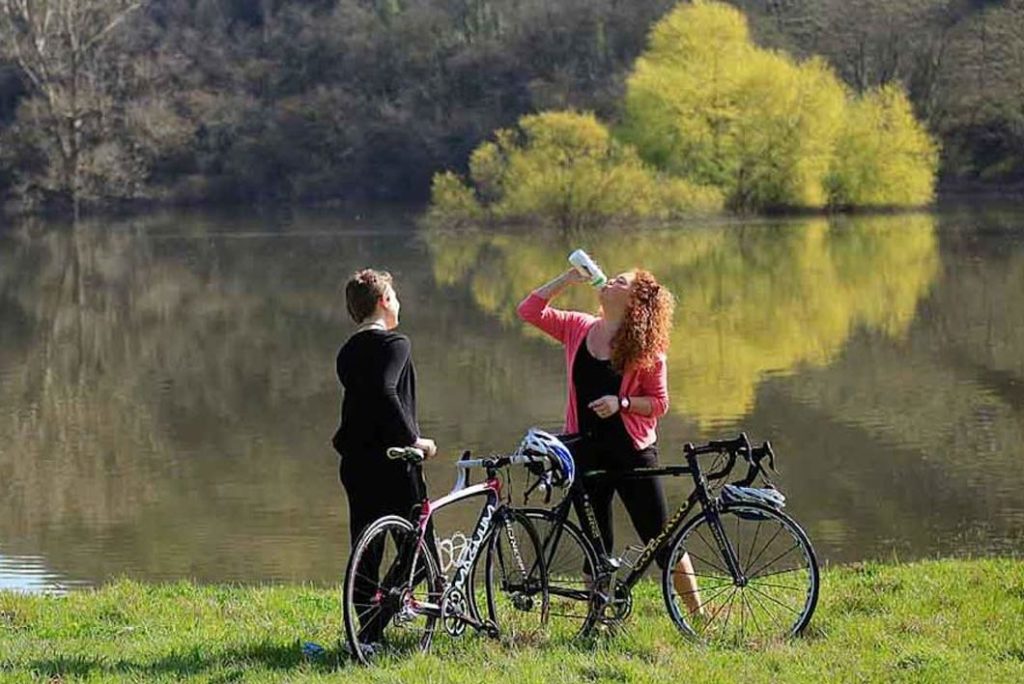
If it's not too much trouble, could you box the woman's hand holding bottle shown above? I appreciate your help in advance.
[563,268,589,285]
[533,268,588,300]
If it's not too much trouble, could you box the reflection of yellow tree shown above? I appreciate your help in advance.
[426,214,938,425]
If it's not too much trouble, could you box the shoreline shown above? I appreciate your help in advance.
[5,186,1024,228]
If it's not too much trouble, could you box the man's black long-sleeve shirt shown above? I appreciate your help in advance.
[333,329,419,464]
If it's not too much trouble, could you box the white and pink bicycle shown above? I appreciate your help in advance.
[342,440,563,664]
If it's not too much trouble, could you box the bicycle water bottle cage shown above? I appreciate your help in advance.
[721,484,786,516]
[617,545,645,570]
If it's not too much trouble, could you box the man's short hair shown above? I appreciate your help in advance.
[345,269,392,323]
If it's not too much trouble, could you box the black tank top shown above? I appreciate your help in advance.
[573,339,633,452]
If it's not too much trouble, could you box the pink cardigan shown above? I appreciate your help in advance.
[516,292,669,450]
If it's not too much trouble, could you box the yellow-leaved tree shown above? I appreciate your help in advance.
[428,111,722,229]
[619,0,935,211]
[430,0,939,222]
[826,85,940,208]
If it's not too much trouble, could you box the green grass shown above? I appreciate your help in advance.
[2,559,1023,683]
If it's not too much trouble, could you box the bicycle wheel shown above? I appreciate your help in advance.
[662,502,819,645]
[477,508,550,644]
[342,515,441,664]
[521,508,600,640]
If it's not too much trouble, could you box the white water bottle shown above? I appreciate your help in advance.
[568,249,607,287]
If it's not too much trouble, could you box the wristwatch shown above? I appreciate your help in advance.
[619,396,631,412]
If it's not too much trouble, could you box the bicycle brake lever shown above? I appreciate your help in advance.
[523,477,542,505]
[763,441,777,473]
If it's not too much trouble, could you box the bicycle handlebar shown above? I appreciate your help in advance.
[449,451,553,497]
[456,453,550,471]
[682,433,778,485]
[684,432,751,458]
[735,440,777,486]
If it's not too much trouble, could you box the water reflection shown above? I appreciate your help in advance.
[0,551,82,594]
[0,208,1022,591]
[426,215,939,427]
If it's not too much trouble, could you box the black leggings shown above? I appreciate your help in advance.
[341,458,434,643]
[568,436,672,569]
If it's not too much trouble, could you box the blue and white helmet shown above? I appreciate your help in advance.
[721,484,786,509]
[516,428,575,490]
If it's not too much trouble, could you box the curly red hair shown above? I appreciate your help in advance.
[610,270,674,372]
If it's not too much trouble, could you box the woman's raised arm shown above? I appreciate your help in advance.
[516,269,589,343]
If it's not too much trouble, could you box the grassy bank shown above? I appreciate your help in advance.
[2,559,1022,683]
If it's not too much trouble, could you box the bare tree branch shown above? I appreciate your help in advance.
[0,0,144,213]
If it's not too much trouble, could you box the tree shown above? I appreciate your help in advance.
[826,84,939,207]
[428,110,722,229]
[0,0,143,216]
[619,0,937,210]
[619,0,849,210]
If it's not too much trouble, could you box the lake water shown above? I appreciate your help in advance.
[1,205,1022,592]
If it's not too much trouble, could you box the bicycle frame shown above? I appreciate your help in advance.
[415,475,502,597]
[394,457,537,634]
[548,450,745,592]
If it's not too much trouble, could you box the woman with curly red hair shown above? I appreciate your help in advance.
[518,265,702,615]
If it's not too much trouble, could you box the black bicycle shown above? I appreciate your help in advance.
[521,433,819,644]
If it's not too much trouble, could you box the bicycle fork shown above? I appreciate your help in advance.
[704,504,747,586]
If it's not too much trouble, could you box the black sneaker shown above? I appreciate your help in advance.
[342,639,383,661]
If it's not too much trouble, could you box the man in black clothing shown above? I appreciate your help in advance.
[333,269,437,645]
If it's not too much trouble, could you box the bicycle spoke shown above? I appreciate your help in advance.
[693,524,716,553]
[720,589,736,636]
[734,513,740,554]
[738,584,747,643]
[740,589,763,642]
[354,603,382,623]
[747,541,802,580]
[744,584,788,634]
[743,522,785,575]
[675,579,732,597]
[745,516,762,569]
[699,586,738,634]
[353,570,385,588]
[673,569,735,582]
[693,526,729,571]
[748,579,807,593]
[747,564,811,581]
[692,582,735,612]
[683,548,731,577]
[746,584,802,616]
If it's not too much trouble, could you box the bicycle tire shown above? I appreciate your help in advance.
[661,501,819,645]
[520,508,600,640]
[342,515,441,664]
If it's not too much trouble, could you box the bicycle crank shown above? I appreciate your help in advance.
[440,588,469,637]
